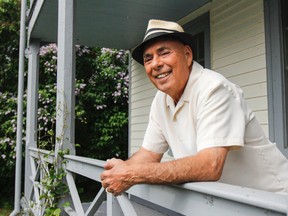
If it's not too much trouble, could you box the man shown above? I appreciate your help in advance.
[100,19,288,196]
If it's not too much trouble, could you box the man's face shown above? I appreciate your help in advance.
[143,38,193,102]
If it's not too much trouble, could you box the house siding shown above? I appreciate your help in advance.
[210,0,268,134]
[129,0,268,155]
[130,61,157,155]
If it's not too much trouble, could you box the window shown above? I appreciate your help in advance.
[191,31,205,66]
[183,13,211,68]
[282,0,288,147]
[264,0,288,157]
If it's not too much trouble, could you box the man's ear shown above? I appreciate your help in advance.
[184,45,193,67]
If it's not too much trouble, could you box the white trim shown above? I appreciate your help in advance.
[178,2,211,26]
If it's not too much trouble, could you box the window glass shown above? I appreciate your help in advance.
[282,0,288,148]
[191,32,205,66]
[184,13,210,68]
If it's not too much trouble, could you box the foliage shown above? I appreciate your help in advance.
[76,47,129,159]
[0,0,129,211]
[0,0,21,207]
[37,44,129,160]
[0,0,21,93]
[0,91,24,208]
[21,149,70,216]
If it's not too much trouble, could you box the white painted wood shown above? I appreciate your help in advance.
[241,82,267,98]
[66,171,85,215]
[55,0,76,155]
[210,0,268,132]
[130,61,156,153]
[214,33,265,59]
[131,99,154,109]
[228,69,267,87]
[213,44,265,69]
[214,56,266,77]
[25,39,40,200]
[246,96,268,111]
[116,195,137,216]
[128,183,287,216]
[65,153,288,216]
[85,188,106,216]
[131,107,151,117]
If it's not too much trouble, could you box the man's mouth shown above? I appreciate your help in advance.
[156,72,171,79]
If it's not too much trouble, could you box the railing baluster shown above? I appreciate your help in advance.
[117,194,138,216]
[106,193,138,216]
[66,171,85,215]
[85,187,106,216]
[107,193,122,216]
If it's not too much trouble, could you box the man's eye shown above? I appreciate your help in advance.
[144,57,152,64]
[161,51,170,56]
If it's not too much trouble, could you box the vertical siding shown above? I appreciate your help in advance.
[129,0,269,156]
[210,0,268,135]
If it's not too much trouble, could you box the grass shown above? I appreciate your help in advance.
[0,208,12,216]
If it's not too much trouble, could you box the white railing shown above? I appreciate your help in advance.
[26,148,138,216]
[26,148,288,216]
[128,183,288,216]
[64,154,137,216]
[25,148,55,215]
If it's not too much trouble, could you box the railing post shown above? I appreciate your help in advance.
[56,0,76,156]
[24,38,40,201]
[56,0,76,209]
[107,194,122,216]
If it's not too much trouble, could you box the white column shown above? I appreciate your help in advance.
[11,0,27,214]
[55,0,76,156]
[24,39,40,199]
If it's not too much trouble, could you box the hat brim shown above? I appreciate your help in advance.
[131,32,194,65]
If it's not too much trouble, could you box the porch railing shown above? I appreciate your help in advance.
[26,147,288,216]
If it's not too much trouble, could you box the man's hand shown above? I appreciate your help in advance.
[100,158,134,196]
[100,148,163,196]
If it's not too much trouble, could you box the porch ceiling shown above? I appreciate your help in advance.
[28,0,210,50]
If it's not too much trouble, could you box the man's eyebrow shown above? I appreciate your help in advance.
[143,46,170,58]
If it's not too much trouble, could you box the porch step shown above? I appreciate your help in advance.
[83,201,168,216]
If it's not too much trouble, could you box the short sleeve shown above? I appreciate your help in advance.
[142,101,169,154]
[196,83,245,151]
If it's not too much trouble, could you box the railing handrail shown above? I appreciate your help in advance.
[178,182,288,213]
[64,154,106,167]
[64,152,288,215]
[128,183,288,216]
[26,148,288,216]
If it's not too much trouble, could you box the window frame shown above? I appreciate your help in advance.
[183,12,211,68]
[264,0,288,157]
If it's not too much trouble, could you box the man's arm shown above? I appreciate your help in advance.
[124,147,163,164]
[100,146,229,196]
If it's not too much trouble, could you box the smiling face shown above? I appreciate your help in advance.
[143,37,193,103]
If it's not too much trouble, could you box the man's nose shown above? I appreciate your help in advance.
[151,56,164,70]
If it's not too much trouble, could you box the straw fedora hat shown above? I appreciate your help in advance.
[132,19,194,65]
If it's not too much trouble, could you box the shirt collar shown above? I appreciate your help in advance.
[166,61,204,108]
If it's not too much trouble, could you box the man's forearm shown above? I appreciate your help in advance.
[128,147,228,185]
[101,147,228,196]
[125,147,163,165]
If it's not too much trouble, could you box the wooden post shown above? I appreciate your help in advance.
[24,39,40,200]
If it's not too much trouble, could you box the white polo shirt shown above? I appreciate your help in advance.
[142,61,288,194]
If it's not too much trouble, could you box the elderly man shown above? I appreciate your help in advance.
[100,19,288,196]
